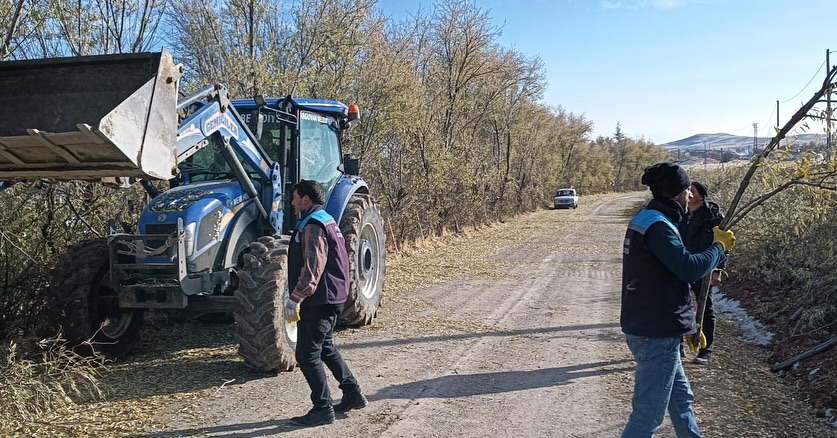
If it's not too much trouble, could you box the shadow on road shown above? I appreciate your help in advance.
[129,418,310,438]
[368,359,634,401]
[93,323,624,402]
[340,322,623,350]
[89,322,624,403]
[129,360,634,438]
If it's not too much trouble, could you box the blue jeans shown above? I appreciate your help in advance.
[622,335,701,438]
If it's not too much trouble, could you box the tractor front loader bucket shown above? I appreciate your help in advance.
[0,49,182,181]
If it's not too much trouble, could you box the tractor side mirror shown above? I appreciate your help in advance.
[253,95,267,140]
[343,154,359,175]
[255,113,264,140]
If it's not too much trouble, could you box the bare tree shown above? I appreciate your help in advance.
[168,0,281,95]
[32,0,168,56]
[0,0,51,59]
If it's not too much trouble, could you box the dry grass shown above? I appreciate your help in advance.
[0,335,106,436]
[2,321,242,437]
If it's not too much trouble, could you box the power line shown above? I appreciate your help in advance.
[728,124,755,135]
[762,104,776,134]
[779,60,826,104]
[751,57,832,140]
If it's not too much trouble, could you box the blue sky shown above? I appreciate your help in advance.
[377,0,835,144]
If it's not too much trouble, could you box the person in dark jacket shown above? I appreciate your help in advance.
[620,163,735,438]
[285,180,367,427]
[680,181,725,365]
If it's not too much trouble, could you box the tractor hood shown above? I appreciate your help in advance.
[145,180,249,215]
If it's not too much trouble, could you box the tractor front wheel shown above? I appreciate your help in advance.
[234,235,297,372]
[46,238,144,358]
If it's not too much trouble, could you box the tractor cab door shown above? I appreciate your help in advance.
[278,109,344,233]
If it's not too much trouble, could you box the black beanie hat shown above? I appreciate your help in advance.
[691,181,708,198]
[641,162,691,200]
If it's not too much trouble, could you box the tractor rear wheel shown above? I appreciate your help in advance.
[234,235,296,372]
[338,194,386,326]
[46,238,144,358]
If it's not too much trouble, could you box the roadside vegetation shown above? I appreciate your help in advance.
[688,162,837,415]
[690,163,837,332]
[0,182,145,434]
[0,335,106,433]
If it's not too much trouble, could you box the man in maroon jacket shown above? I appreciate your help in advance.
[285,180,367,426]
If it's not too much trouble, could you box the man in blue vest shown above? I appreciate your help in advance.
[620,163,735,437]
[285,180,367,427]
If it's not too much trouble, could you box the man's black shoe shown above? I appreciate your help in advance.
[693,350,711,365]
[333,391,368,413]
[290,406,335,426]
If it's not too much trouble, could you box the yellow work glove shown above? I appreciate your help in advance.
[284,298,300,323]
[685,325,707,353]
[712,226,736,252]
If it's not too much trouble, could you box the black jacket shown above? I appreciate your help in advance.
[681,200,725,269]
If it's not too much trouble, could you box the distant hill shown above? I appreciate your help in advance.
[659,133,826,153]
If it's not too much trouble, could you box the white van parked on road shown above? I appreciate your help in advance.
[553,188,579,209]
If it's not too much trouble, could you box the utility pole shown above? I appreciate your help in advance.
[825,49,831,161]
[774,100,780,155]
[703,141,707,167]
[752,122,758,157]
[777,100,780,129]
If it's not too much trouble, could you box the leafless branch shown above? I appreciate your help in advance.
[722,65,837,230]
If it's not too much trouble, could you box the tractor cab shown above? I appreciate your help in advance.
[232,97,359,232]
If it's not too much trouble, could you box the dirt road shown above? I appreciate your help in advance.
[47,192,832,437]
[146,192,650,437]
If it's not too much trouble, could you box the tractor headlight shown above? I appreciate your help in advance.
[184,221,197,257]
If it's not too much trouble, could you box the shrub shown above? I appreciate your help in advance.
[688,164,837,329]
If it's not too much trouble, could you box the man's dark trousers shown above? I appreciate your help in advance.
[296,304,360,408]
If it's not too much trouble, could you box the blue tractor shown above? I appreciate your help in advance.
[0,49,385,372]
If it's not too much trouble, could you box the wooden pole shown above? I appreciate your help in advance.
[771,336,837,372]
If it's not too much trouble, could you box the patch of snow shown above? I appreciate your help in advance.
[826,408,837,429]
[712,286,775,346]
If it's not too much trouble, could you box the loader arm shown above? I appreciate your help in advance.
[173,92,273,220]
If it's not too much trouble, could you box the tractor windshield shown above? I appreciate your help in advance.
[298,111,342,195]
[178,136,260,183]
